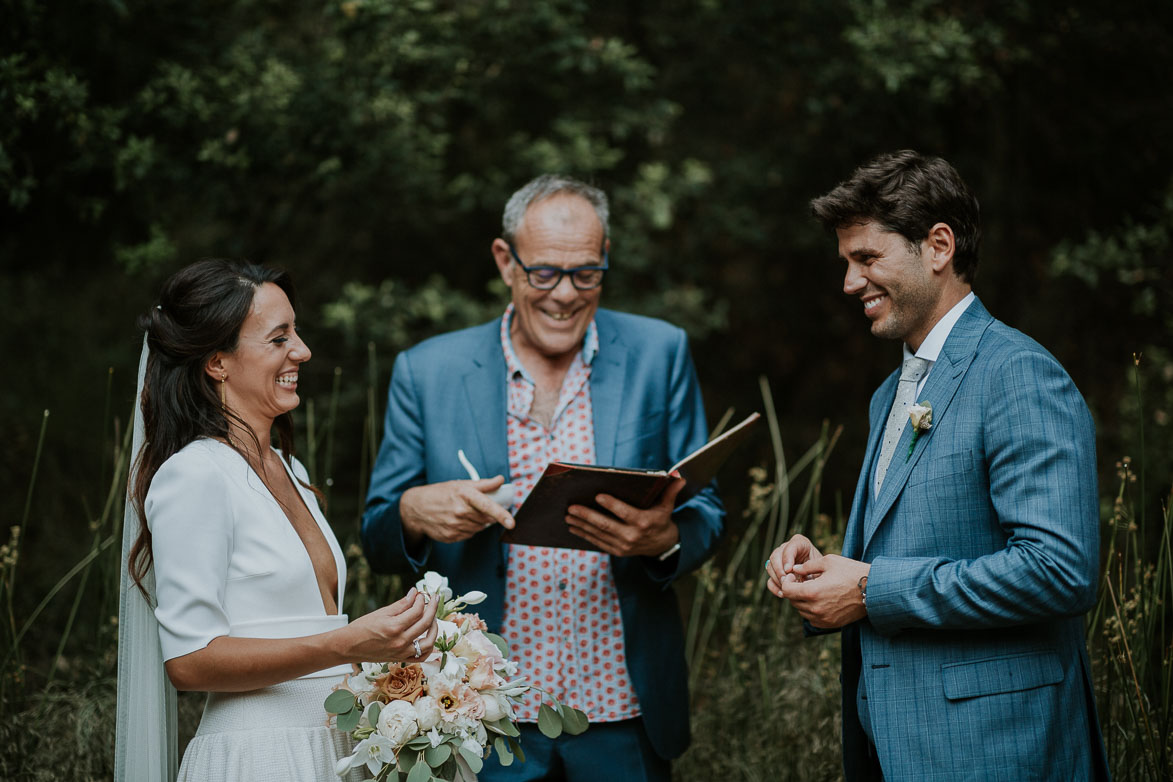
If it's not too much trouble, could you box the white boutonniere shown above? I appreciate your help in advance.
[906,401,932,461]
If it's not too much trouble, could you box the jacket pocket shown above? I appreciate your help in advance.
[908,447,974,488]
[941,650,1064,700]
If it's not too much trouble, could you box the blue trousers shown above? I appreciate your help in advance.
[478,718,671,782]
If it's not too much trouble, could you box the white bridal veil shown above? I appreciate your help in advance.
[114,336,178,781]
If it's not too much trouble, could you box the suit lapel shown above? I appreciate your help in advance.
[844,376,895,560]
[462,320,510,480]
[588,312,627,467]
[861,298,994,552]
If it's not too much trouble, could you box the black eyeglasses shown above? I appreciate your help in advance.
[507,243,609,290]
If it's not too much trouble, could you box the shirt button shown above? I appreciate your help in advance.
[558,580,567,591]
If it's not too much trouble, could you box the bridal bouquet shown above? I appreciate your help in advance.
[326,572,588,781]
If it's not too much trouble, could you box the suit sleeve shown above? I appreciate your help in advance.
[361,349,432,574]
[865,349,1100,634]
[643,327,726,586]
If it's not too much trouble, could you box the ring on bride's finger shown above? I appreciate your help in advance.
[421,593,429,605]
[412,639,422,658]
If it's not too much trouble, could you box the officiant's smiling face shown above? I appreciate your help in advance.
[493,193,608,367]
[211,282,312,427]
[837,220,942,347]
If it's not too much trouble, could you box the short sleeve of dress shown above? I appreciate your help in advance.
[145,444,234,661]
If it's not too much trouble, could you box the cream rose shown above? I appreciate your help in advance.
[376,700,420,747]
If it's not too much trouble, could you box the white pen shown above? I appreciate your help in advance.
[457,449,480,480]
[457,449,515,511]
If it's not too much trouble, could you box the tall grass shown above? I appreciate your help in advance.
[0,360,1169,781]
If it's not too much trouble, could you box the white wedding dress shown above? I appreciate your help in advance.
[147,438,361,781]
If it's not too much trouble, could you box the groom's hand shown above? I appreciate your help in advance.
[399,477,516,544]
[564,477,685,558]
[779,554,871,629]
[765,533,824,597]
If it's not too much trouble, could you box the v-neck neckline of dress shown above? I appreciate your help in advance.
[211,438,341,616]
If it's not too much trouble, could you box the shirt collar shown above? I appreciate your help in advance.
[903,291,975,364]
[499,303,599,383]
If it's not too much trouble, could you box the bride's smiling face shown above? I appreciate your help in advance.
[212,282,311,427]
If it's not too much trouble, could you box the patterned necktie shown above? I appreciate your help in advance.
[873,356,930,496]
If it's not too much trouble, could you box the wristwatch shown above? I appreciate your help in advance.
[858,575,868,607]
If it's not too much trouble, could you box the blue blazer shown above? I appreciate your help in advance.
[838,297,1109,781]
[362,308,725,759]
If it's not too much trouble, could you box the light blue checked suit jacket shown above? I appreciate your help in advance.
[839,297,1109,781]
[361,308,725,760]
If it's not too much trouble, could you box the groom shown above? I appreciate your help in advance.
[767,150,1109,780]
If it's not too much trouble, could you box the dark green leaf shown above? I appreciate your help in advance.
[406,759,431,782]
[485,632,509,657]
[537,704,562,739]
[458,747,484,774]
[493,736,514,767]
[507,735,526,763]
[424,743,451,767]
[324,689,357,714]
[336,706,361,733]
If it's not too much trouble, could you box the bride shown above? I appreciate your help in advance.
[114,259,439,780]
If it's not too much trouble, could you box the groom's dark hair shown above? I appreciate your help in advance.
[810,150,982,283]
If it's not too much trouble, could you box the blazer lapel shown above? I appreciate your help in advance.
[588,313,627,467]
[862,298,994,551]
[462,320,510,481]
[844,376,895,560]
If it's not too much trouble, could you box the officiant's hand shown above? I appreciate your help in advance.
[400,477,516,544]
[765,533,825,597]
[564,476,686,558]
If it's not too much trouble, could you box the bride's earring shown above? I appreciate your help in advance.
[219,374,228,408]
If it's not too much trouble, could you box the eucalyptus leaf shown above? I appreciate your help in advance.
[324,689,356,714]
[507,735,526,763]
[336,706,361,733]
[493,736,514,767]
[458,747,484,774]
[405,735,433,750]
[398,750,417,774]
[537,704,563,738]
[485,632,509,657]
[406,759,431,782]
[562,707,589,735]
[424,743,451,767]
[367,701,382,727]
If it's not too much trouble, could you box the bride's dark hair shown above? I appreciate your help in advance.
[128,258,303,595]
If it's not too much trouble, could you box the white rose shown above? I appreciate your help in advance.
[377,700,420,747]
[908,401,933,431]
[414,695,442,732]
[480,692,508,722]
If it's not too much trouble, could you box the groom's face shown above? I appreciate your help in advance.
[837,220,941,348]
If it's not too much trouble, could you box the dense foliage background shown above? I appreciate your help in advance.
[2,1,1171,778]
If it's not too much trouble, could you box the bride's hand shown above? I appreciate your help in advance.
[337,588,440,663]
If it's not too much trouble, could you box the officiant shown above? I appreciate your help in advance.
[361,174,725,781]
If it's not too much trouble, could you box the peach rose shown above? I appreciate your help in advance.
[373,663,425,704]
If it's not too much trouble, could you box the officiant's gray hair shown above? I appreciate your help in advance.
[502,174,609,245]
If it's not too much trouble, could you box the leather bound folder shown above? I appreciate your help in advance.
[502,412,760,551]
